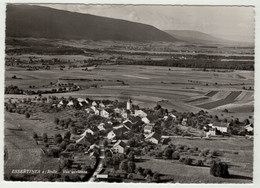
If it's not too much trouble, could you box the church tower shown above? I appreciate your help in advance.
[126,98,132,110]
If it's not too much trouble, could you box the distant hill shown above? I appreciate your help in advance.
[6,4,177,42]
[164,30,226,44]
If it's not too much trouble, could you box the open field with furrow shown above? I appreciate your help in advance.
[198,91,242,110]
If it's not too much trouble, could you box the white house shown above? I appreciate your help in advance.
[208,122,229,133]
[245,124,253,132]
[169,113,177,121]
[94,109,100,116]
[85,108,91,113]
[135,110,147,118]
[145,132,161,144]
[144,125,153,134]
[67,100,74,107]
[107,130,117,140]
[97,123,106,131]
[80,128,95,136]
[111,140,127,154]
[114,108,122,114]
[142,117,150,124]
[91,106,97,112]
[99,102,105,108]
[182,118,188,126]
[92,101,97,106]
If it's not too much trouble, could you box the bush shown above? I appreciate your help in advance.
[25,112,30,119]
[42,133,48,143]
[32,132,38,139]
[210,161,229,178]
[172,151,180,160]
[196,159,204,166]
[184,157,192,165]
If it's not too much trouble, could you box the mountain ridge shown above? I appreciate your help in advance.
[6,4,177,42]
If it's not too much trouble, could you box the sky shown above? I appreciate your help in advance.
[36,4,254,43]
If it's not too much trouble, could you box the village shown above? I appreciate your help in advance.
[5,94,254,182]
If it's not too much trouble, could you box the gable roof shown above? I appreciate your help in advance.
[113,140,127,148]
[146,132,161,141]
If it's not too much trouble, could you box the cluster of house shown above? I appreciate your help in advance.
[203,121,254,137]
[64,98,166,155]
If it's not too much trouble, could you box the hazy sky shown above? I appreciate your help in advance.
[36,4,254,42]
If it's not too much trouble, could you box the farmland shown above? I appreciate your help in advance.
[5,62,254,120]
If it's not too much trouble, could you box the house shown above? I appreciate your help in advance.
[142,117,150,124]
[99,102,105,108]
[129,116,142,124]
[91,106,97,112]
[145,132,161,144]
[245,124,254,133]
[100,109,113,118]
[135,110,147,118]
[76,133,95,146]
[144,125,153,134]
[114,107,122,114]
[208,127,217,136]
[97,123,106,131]
[123,119,134,129]
[92,101,97,106]
[111,140,127,154]
[208,122,229,133]
[169,113,177,121]
[107,125,129,140]
[107,130,117,140]
[94,109,100,115]
[80,128,94,136]
[182,118,188,126]
[67,100,74,107]
[85,108,91,113]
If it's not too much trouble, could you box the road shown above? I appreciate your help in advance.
[88,144,105,182]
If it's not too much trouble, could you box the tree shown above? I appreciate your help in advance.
[184,157,192,165]
[119,159,128,171]
[54,117,60,125]
[64,131,71,140]
[102,139,108,147]
[135,167,144,176]
[127,161,136,173]
[172,151,180,160]
[210,161,229,178]
[128,151,135,161]
[42,133,48,143]
[153,172,160,182]
[143,168,152,176]
[164,148,174,159]
[32,132,38,139]
[25,112,30,119]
